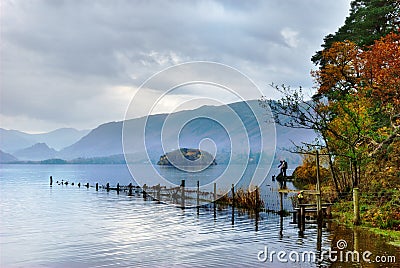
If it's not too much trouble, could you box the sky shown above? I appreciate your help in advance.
[1,0,351,133]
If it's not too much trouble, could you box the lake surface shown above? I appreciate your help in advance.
[0,164,398,267]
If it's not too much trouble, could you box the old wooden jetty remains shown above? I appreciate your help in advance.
[49,176,264,211]
[276,150,335,235]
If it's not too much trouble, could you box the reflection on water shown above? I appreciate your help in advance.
[0,164,398,267]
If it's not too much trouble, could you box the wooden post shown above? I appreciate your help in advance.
[196,181,200,208]
[50,176,53,186]
[128,183,133,196]
[116,183,120,194]
[300,205,306,234]
[317,224,322,252]
[181,180,185,208]
[106,183,110,192]
[231,184,235,226]
[255,186,259,211]
[213,182,217,202]
[78,182,81,188]
[86,183,89,189]
[297,208,301,229]
[353,188,360,225]
[213,182,217,219]
[255,186,260,231]
[354,227,360,252]
[316,150,322,223]
[156,184,161,201]
[231,184,235,207]
[143,184,147,199]
[96,183,99,191]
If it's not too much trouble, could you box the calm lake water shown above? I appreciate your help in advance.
[0,164,398,267]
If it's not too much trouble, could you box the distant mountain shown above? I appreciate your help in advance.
[0,128,90,153]
[1,100,317,166]
[58,100,316,166]
[13,143,58,161]
[0,150,18,163]
[59,122,124,160]
[0,129,36,153]
[32,128,91,150]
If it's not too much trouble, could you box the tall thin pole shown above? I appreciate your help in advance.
[316,150,322,223]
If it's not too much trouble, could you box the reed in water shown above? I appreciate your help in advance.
[218,187,264,211]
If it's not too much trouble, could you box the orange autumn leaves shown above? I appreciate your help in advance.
[314,32,400,108]
[310,32,399,188]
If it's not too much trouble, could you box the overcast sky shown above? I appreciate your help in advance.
[1,0,351,133]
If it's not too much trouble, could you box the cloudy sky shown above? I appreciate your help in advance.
[1,0,351,133]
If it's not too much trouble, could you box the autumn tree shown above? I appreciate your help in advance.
[312,0,400,66]
[263,32,399,193]
[312,32,400,189]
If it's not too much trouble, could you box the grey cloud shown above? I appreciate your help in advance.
[1,0,351,132]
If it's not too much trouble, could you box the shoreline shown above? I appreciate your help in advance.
[331,210,400,248]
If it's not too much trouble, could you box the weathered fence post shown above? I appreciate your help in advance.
[96,183,99,191]
[86,183,89,189]
[156,184,161,202]
[213,182,217,202]
[297,208,301,229]
[316,150,322,224]
[255,186,259,211]
[128,183,133,196]
[181,180,185,208]
[196,181,200,208]
[231,184,235,207]
[50,176,53,186]
[213,182,217,217]
[300,205,306,234]
[116,183,120,194]
[353,188,360,225]
[106,183,110,192]
[143,184,147,199]
[78,182,81,188]
[231,184,235,226]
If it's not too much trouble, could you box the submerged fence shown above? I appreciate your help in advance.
[49,176,264,209]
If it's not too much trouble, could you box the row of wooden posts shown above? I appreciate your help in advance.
[277,150,361,234]
[50,176,249,209]
[50,170,361,234]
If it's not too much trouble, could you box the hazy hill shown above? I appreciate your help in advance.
[59,122,124,160]
[0,150,18,163]
[13,143,57,161]
[58,100,316,165]
[0,129,35,153]
[0,128,89,153]
[32,128,90,150]
[0,100,317,165]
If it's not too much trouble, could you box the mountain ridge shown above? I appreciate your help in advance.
[0,127,90,153]
[0,100,317,165]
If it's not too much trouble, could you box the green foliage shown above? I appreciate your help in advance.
[312,0,400,65]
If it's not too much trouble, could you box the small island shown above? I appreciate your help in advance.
[157,148,217,167]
